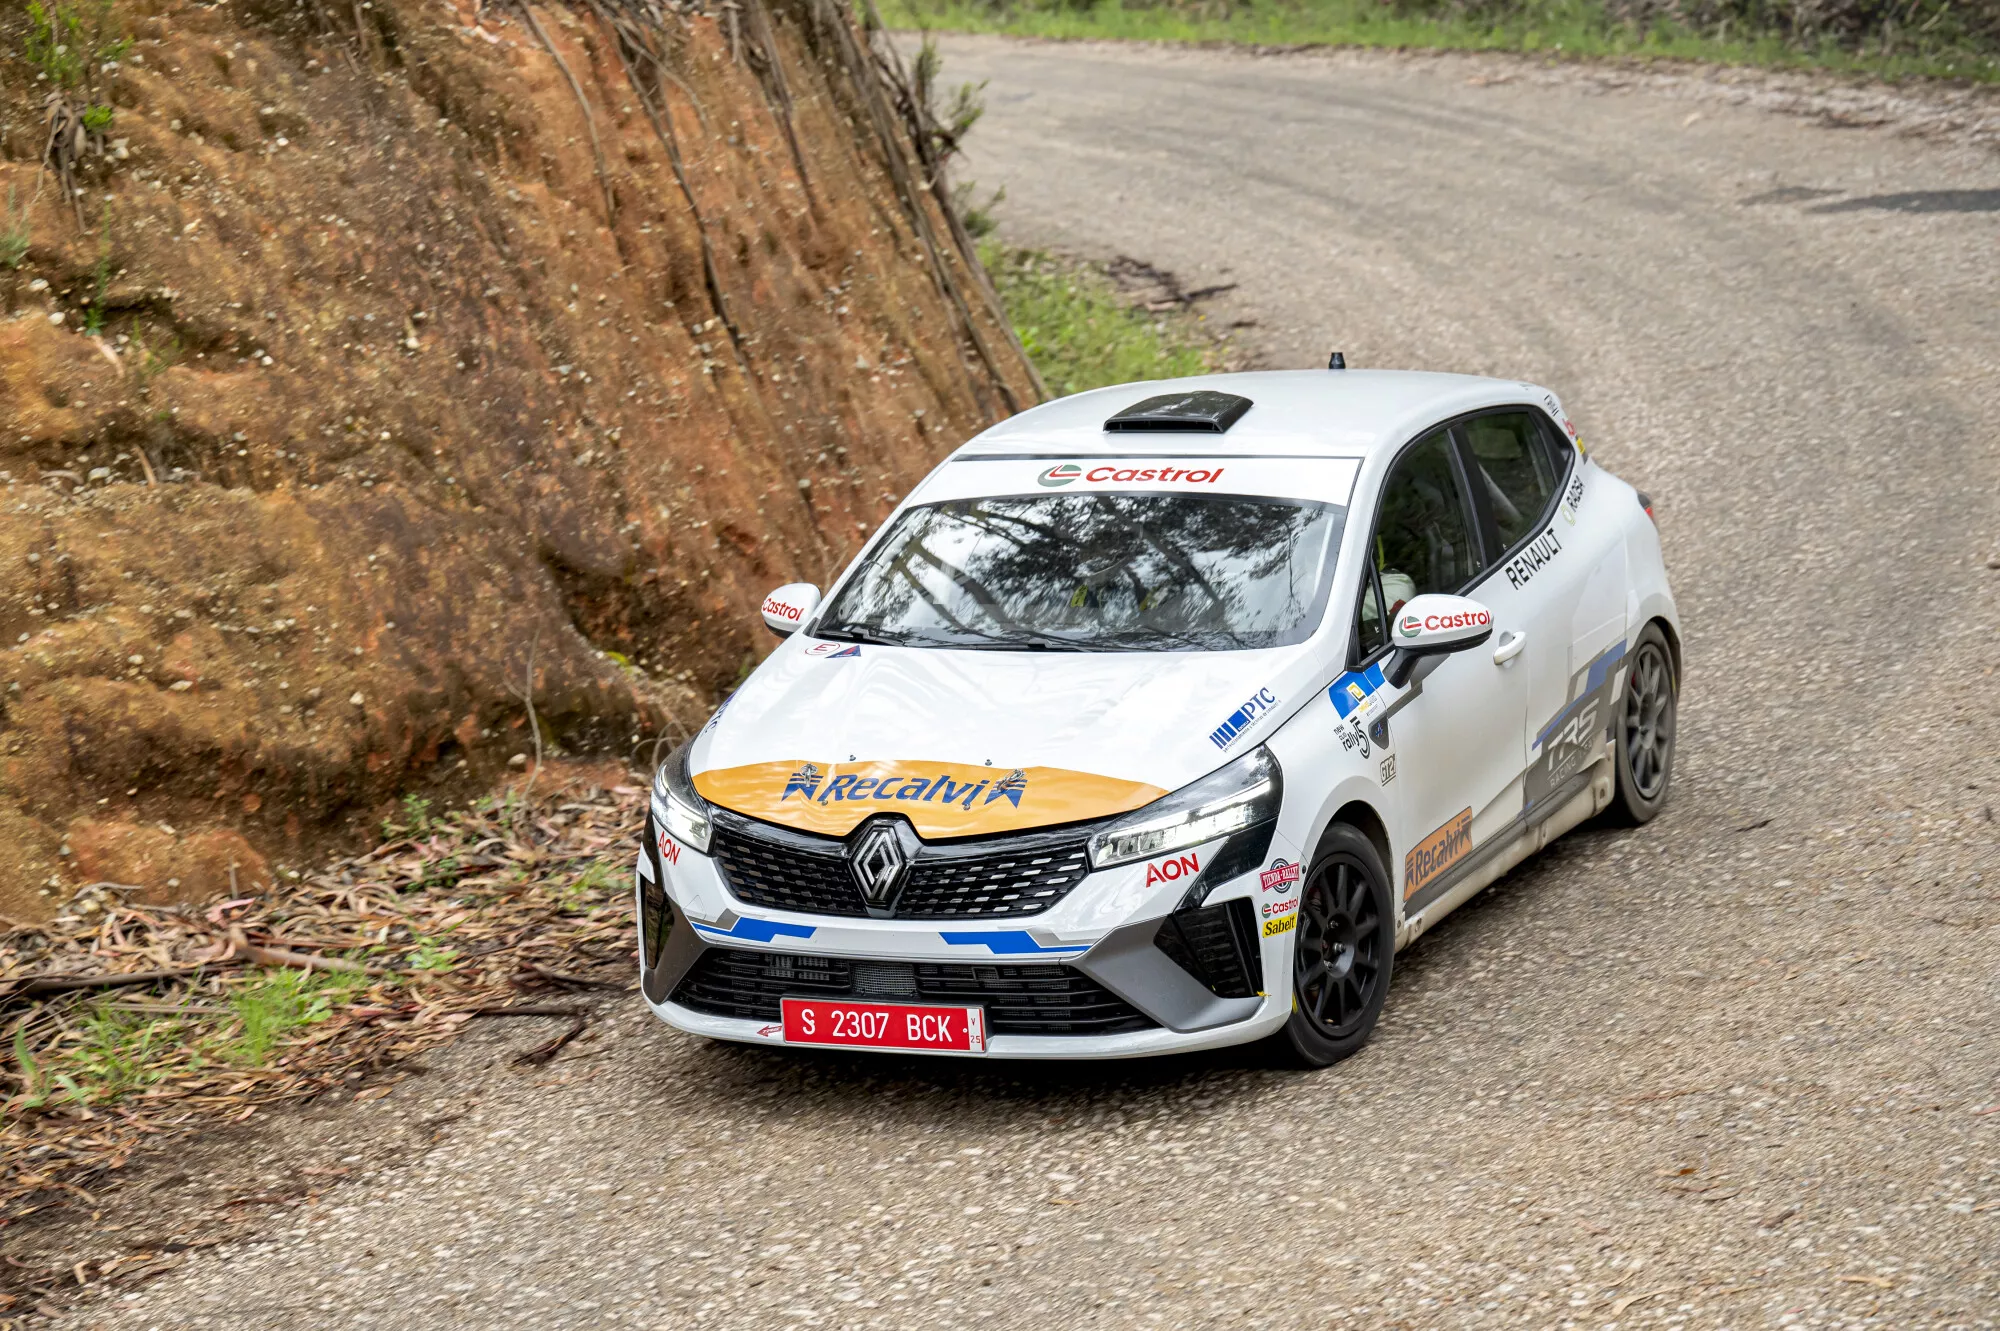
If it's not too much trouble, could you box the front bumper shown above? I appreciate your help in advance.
[635,814,1295,1059]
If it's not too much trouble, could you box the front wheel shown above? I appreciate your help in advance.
[1270,823,1395,1069]
[1609,622,1678,825]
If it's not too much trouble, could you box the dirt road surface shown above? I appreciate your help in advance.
[58,37,2000,1331]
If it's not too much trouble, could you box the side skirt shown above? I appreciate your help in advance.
[1394,757,1614,952]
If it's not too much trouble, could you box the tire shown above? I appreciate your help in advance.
[1269,823,1395,1069]
[1609,621,1678,825]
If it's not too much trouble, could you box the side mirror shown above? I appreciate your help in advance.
[1384,594,1492,687]
[759,583,821,638]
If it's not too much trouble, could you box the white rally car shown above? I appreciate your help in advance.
[637,370,1679,1066]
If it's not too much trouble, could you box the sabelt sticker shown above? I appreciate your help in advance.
[1404,808,1473,901]
[695,760,1167,839]
[1262,915,1297,937]
[1259,859,1300,893]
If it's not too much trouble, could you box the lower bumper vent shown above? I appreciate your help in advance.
[1154,898,1262,998]
[672,949,1156,1036]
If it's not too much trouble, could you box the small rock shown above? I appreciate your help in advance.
[28,278,48,292]
[48,312,64,325]
[349,692,365,706]
[89,468,111,482]
[509,753,528,769]
[169,680,193,692]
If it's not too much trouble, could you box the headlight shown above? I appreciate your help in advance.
[650,742,713,854]
[1088,747,1281,869]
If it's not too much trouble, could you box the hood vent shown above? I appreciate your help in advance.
[1103,390,1253,434]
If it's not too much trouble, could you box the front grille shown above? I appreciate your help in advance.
[711,822,866,917]
[709,811,1095,920]
[672,949,1156,1036]
[897,843,1092,918]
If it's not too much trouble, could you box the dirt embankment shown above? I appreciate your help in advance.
[0,0,1037,918]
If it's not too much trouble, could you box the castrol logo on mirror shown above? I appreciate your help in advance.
[762,595,805,623]
[1399,608,1491,638]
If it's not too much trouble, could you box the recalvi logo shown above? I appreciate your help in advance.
[783,763,1028,811]
[1404,808,1473,900]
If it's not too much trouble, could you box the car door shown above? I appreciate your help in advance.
[1455,408,1625,816]
[1352,426,1529,913]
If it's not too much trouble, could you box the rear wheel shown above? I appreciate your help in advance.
[1609,622,1677,824]
[1271,823,1394,1068]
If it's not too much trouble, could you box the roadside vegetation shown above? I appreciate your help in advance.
[980,241,1217,396]
[0,780,641,1225]
[881,0,2000,82]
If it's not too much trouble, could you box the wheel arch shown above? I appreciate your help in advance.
[1646,613,1683,685]
[1321,798,1392,883]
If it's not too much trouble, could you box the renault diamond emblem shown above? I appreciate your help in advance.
[849,819,911,909]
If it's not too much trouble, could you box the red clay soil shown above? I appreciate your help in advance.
[0,0,1038,919]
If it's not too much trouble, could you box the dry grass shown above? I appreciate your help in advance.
[0,776,644,1225]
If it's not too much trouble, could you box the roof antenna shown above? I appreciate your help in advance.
[1327,351,1347,370]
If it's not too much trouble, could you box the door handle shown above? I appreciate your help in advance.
[1492,629,1528,665]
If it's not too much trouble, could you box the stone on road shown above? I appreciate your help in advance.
[73,37,1999,1331]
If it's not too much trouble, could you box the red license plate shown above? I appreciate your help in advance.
[779,997,987,1053]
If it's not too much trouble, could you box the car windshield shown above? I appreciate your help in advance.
[812,492,1345,652]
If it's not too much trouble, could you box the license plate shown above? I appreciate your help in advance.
[779,997,986,1053]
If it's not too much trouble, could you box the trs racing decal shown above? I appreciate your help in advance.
[1502,527,1563,591]
[1036,462,1227,489]
[1259,859,1300,893]
[804,642,862,659]
[1404,808,1473,901]
[1145,852,1201,888]
[1525,638,1628,809]
[695,760,1166,838]
[1209,686,1280,751]
[1263,914,1297,937]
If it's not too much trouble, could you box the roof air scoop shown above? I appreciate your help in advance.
[1103,390,1253,434]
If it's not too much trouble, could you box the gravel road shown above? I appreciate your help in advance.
[62,38,2000,1331]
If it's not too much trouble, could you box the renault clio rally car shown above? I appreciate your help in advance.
[636,369,1679,1066]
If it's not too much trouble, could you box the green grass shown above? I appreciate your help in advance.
[225,968,367,1066]
[882,0,2000,83]
[981,241,1213,397]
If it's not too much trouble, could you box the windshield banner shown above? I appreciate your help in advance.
[913,456,1360,506]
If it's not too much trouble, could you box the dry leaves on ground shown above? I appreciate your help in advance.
[0,780,645,1223]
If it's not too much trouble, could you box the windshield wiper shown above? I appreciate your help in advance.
[811,625,917,647]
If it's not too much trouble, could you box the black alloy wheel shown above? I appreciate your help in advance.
[1273,823,1394,1068]
[1610,622,1678,825]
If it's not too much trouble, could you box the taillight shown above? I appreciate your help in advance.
[1636,491,1656,524]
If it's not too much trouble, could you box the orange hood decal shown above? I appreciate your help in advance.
[694,760,1167,839]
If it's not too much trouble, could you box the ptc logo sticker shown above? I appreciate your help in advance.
[1037,463,1082,488]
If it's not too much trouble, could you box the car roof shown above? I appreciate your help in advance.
[953,369,1551,461]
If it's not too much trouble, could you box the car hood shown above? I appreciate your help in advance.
[690,638,1327,839]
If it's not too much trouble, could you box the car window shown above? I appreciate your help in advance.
[1461,411,1560,552]
[1355,565,1388,659]
[1373,427,1477,614]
